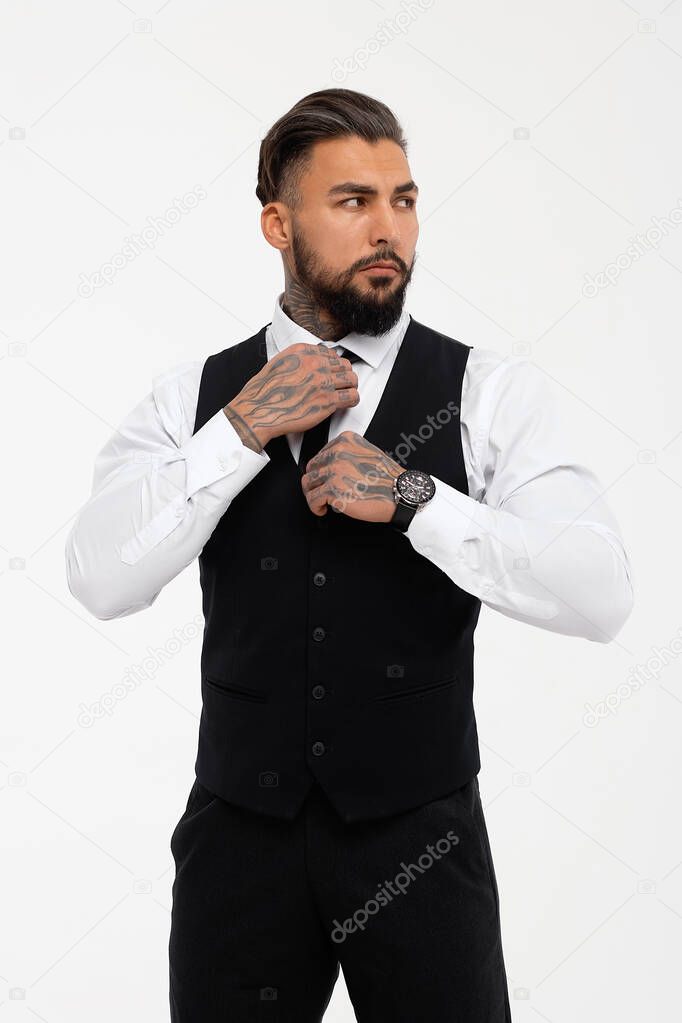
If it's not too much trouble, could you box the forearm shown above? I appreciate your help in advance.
[65,408,270,620]
[407,479,633,642]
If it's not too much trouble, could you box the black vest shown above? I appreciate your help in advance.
[192,315,482,823]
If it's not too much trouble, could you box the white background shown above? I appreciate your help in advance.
[1,1,679,1020]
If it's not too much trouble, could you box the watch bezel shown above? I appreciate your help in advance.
[393,469,436,509]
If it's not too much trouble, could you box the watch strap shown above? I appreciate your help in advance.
[391,500,418,533]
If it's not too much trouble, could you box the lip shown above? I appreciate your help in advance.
[360,264,399,275]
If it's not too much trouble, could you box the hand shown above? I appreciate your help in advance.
[224,342,359,452]
[301,430,404,522]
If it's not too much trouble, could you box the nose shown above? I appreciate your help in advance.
[368,201,401,250]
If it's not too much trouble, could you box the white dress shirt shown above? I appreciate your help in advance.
[65,293,633,641]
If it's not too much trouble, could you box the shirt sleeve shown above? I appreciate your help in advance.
[64,360,270,620]
[406,350,634,642]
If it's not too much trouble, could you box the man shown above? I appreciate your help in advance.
[65,88,633,1022]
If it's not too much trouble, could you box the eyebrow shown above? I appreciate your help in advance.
[327,180,419,198]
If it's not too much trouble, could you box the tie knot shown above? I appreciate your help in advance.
[337,346,361,364]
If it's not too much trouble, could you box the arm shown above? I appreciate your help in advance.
[64,361,270,620]
[406,351,634,642]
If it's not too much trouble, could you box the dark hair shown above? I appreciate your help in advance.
[256,88,407,209]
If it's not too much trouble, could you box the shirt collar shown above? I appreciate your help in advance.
[269,292,410,370]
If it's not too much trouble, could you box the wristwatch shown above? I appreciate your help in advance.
[390,469,436,532]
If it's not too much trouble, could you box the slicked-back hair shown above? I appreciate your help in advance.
[256,89,407,210]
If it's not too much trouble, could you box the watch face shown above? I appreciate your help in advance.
[396,470,436,505]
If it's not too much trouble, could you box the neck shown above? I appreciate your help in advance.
[281,265,347,344]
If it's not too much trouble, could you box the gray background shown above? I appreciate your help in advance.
[0,0,677,1019]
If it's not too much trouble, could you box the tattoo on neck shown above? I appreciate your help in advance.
[282,268,346,344]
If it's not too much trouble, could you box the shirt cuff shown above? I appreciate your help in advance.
[181,407,270,498]
[405,479,477,562]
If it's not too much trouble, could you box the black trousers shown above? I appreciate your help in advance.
[168,776,512,1022]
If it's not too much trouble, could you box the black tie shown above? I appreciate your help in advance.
[297,346,361,474]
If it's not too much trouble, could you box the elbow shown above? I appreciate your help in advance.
[584,578,634,644]
[65,565,114,621]
[65,526,158,621]
[560,527,635,643]
[64,535,124,620]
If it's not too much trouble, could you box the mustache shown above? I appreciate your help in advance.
[352,254,407,274]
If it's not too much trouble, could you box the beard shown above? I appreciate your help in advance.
[289,225,416,337]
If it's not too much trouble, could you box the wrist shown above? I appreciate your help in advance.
[390,468,437,532]
[223,402,271,453]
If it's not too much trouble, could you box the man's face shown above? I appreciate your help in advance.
[284,135,419,336]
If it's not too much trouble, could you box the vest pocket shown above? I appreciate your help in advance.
[170,779,219,859]
[203,675,268,703]
[373,673,459,703]
[185,778,218,817]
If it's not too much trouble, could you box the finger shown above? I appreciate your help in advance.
[330,360,354,378]
[301,472,328,515]
[326,353,354,378]
[301,464,327,493]
[310,483,347,516]
[304,439,336,471]
[315,349,357,394]
[315,343,342,362]
[332,371,359,408]
[306,482,330,517]
[304,464,353,513]
[312,344,349,368]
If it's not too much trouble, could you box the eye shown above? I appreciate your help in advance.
[340,196,416,208]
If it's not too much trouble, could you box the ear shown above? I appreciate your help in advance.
[261,201,291,253]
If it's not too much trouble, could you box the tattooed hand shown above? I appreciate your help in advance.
[301,431,404,522]
[223,343,359,454]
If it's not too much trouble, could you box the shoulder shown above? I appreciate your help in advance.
[407,321,546,398]
[461,348,558,473]
[408,317,471,357]
[464,346,553,408]
[151,358,204,391]
[150,359,206,445]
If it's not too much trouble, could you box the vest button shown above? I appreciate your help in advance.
[312,684,326,700]
[311,741,326,756]
[313,572,326,586]
[312,626,326,641]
